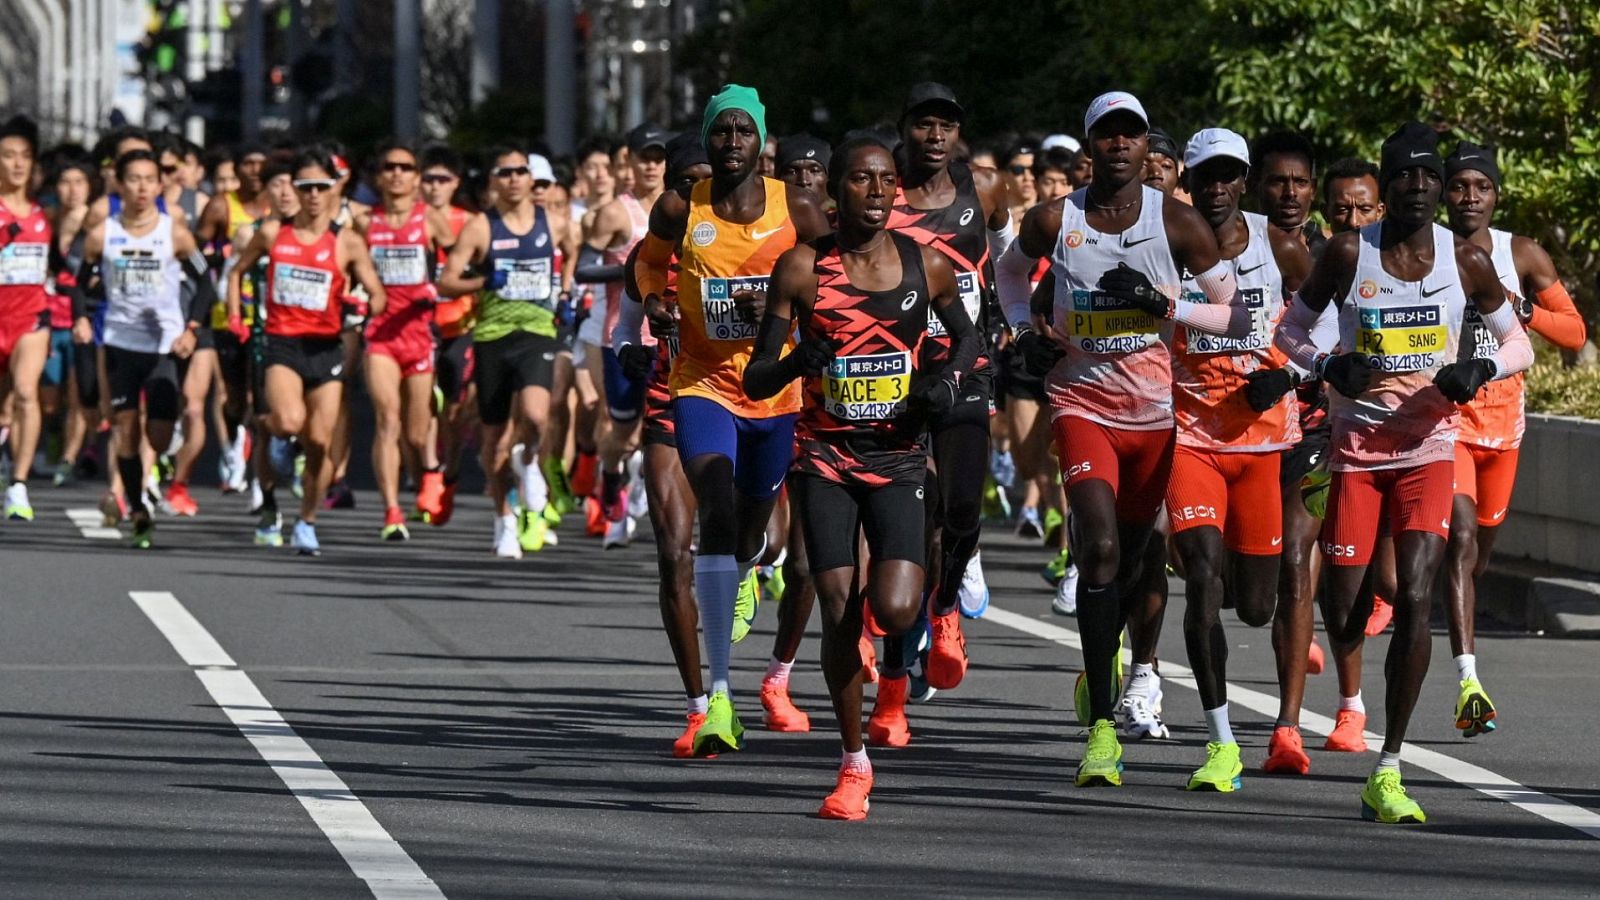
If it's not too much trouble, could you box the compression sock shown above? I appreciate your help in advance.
[694,554,740,694]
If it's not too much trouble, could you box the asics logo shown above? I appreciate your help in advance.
[901,290,919,311]
[331,364,344,376]
[751,226,783,240]
[1307,451,1321,467]
[535,234,549,247]
[959,208,975,226]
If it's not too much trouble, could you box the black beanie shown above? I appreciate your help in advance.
[1379,121,1444,189]
[1147,127,1179,162]
[665,132,708,182]
[776,134,832,174]
[1446,141,1501,190]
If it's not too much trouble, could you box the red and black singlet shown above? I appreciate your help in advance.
[888,161,992,374]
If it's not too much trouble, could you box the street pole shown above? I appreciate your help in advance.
[393,0,420,139]
[185,0,206,143]
[471,0,499,105]
[544,0,575,155]
[241,0,263,139]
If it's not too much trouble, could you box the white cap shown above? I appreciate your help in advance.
[528,153,556,185]
[1183,127,1250,169]
[1083,91,1148,135]
[1041,133,1081,153]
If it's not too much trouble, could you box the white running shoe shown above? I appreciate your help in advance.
[957,551,990,618]
[1051,564,1079,616]
[626,477,649,520]
[494,514,523,558]
[603,516,632,549]
[1119,673,1170,739]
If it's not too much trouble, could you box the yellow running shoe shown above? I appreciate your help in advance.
[1361,768,1426,824]
[1186,741,1243,792]
[1075,719,1124,787]
[1454,677,1497,737]
[1074,630,1125,727]
[692,690,745,756]
[518,508,547,553]
[731,569,761,643]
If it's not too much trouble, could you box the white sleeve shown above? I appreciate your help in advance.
[612,295,645,351]
[995,241,1038,330]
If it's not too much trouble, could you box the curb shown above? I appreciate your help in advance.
[1479,558,1600,639]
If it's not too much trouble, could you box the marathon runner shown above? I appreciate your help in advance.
[633,84,830,754]
[227,149,387,556]
[1142,128,1181,196]
[1252,132,1326,257]
[745,134,975,820]
[69,149,216,547]
[1441,141,1586,736]
[1273,121,1533,823]
[995,91,1245,787]
[418,144,474,526]
[0,116,52,521]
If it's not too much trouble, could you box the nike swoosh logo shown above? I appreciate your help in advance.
[1238,263,1264,276]
[1271,536,1283,547]
[1121,236,1156,249]
[751,226,783,240]
[1492,509,1506,521]
[1410,151,1431,159]
[1421,284,1449,298]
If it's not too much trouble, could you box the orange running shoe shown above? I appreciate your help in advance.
[432,482,457,527]
[761,680,811,732]
[818,766,873,820]
[859,633,878,684]
[862,602,885,638]
[925,609,968,690]
[1324,709,1368,752]
[1364,596,1394,636]
[1262,725,1311,775]
[673,712,709,759]
[416,470,445,521]
[164,482,199,517]
[584,496,606,537]
[867,676,911,748]
[1307,639,1325,675]
[571,451,598,498]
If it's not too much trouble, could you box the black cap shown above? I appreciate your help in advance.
[1378,121,1444,189]
[1446,140,1501,190]
[902,82,964,121]
[626,123,672,154]
[776,134,832,174]
[1147,127,1179,162]
[665,132,708,181]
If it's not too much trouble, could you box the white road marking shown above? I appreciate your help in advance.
[982,604,1600,841]
[65,508,121,540]
[130,591,445,898]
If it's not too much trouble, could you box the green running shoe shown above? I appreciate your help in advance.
[731,568,761,643]
[1454,677,1498,737]
[1361,768,1426,824]
[542,457,577,515]
[761,564,787,606]
[1044,506,1064,544]
[518,508,547,552]
[1074,630,1125,727]
[541,501,562,527]
[131,512,154,550]
[1186,741,1243,792]
[4,482,34,521]
[1042,547,1072,587]
[692,690,746,756]
[1300,468,1331,519]
[1075,719,1124,787]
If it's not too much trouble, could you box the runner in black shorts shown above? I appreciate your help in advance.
[744,135,976,820]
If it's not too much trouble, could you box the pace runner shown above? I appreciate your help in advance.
[995,92,1244,787]
[1273,121,1533,823]
[745,134,975,820]
[228,150,387,556]
[356,140,456,541]
[633,85,830,754]
[69,149,216,547]
[1441,141,1586,736]
[1164,128,1310,788]
[419,144,474,526]
[0,116,53,521]
[438,147,565,559]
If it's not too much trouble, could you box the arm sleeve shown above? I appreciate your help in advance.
[182,251,219,323]
[1273,295,1340,373]
[1528,281,1587,351]
[932,293,981,384]
[68,256,98,320]
[995,242,1038,330]
[742,312,803,401]
[575,243,626,283]
[635,233,674,301]
[1170,261,1249,336]
[986,214,1015,266]
[1479,301,1535,380]
[612,294,645,351]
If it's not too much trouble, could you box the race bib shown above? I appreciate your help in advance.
[0,243,47,285]
[1065,289,1159,353]
[495,257,553,304]
[1184,286,1269,354]
[701,275,768,342]
[927,270,982,337]
[111,254,163,299]
[272,263,333,312]
[1358,303,1446,372]
[823,350,911,421]
[1462,301,1499,361]
[373,245,428,286]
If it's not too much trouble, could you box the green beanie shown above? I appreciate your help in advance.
[701,84,767,152]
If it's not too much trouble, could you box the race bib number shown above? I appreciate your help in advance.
[1462,302,1499,361]
[1184,286,1269,354]
[1066,289,1159,353]
[111,254,163,299]
[823,350,911,421]
[373,245,428,286]
[928,270,982,337]
[494,257,553,304]
[272,263,333,312]
[1358,303,1447,372]
[701,275,768,342]
[0,243,47,285]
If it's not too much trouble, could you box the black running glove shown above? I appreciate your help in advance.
[1014,326,1065,377]
[790,336,836,377]
[1097,262,1170,317]
[618,343,655,381]
[914,376,960,418]
[1243,368,1297,413]
[1322,353,1373,398]
[1434,358,1495,404]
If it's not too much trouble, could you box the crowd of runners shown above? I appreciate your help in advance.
[0,79,1584,824]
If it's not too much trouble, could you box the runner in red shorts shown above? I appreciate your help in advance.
[1440,142,1587,736]
[1274,122,1533,824]
[0,116,53,522]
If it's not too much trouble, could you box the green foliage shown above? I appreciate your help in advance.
[1525,337,1600,417]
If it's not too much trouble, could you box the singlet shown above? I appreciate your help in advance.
[1172,212,1299,452]
[0,200,52,320]
[366,202,437,327]
[263,221,346,339]
[1046,185,1183,430]
[1330,222,1466,471]
[888,162,990,371]
[671,176,801,418]
[433,205,474,338]
[212,191,263,329]
[101,212,185,354]
[475,205,557,343]
[1457,228,1525,450]
[602,193,651,345]
[795,232,933,486]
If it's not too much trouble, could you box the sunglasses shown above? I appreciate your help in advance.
[494,166,531,179]
[160,164,180,175]
[1009,165,1030,175]
[382,160,418,173]
[293,179,337,193]
[421,173,456,184]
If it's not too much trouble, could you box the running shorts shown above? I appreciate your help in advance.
[1052,414,1175,523]
[1454,443,1519,528]
[473,331,559,426]
[264,335,347,389]
[1166,445,1283,554]
[0,307,48,367]
[1320,460,1454,566]
[104,345,183,420]
[43,328,72,387]
[603,346,648,423]
[642,361,675,448]
[673,395,796,501]
[366,316,437,377]
[436,333,474,405]
[1280,423,1331,495]
[790,473,926,572]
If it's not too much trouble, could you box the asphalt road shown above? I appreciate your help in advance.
[2,478,1597,897]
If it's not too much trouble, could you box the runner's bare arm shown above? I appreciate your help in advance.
[437,214,490,298]
[342,227,388,318]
